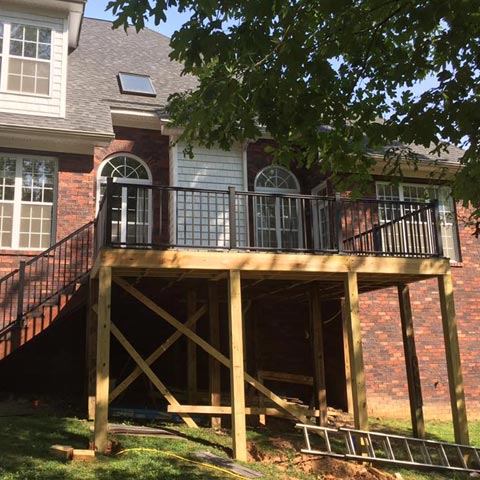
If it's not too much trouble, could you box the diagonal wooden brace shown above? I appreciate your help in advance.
[110,322,198,428]
[109,304,207,402]
[114,276,313,425]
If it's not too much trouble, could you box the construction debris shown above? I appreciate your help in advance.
[194,451,263,478]
[72,449,95,461]
[50,445,73,460]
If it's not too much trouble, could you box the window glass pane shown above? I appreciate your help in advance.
[38,44,50,60]
[118,73,156,95]
[24,42,36,58]
[11,24,23,40]
[36,78,49,95]
[7,74,21,91]
[23,60,35,76]
[39,28,51,43]
[10,40,22,56]
[8,58,21,75]
[0,203,13,248]
[24,26,37,42]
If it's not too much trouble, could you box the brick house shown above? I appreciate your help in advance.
[0,0,478,459]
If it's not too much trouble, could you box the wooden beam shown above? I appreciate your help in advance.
[228,270,247,461]
[109,304,207,402]
[99,249,450,277]
[187,289,198,404]
[167,405,321,416]
[85,276,98,421]
[342,299,354,414]
[310,283,328,426]
[398,284,425,439]
[257,370,314,386]
[110,322,198,428]
[113,277,313,424]
[344,272,368,431]
[94,267,112,453]
[438,274,469,445]
[208,282,222,429]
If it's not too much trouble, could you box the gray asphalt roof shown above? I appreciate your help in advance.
[0,17,197,134]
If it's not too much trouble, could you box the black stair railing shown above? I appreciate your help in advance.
[0,220,95,335]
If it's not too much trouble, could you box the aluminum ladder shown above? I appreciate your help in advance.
[296,423,480,475]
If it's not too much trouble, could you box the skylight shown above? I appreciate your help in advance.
[118,72,156,96]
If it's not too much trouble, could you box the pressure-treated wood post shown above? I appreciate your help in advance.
[94,266,112,453]
[209,282,222,429]
[86,276,98,421]
[341,299,354,414]
[309,283,328,426]
[228,270,247,461]
[344,272,368,430]
[398,284,425,439]
[187,289,197,404]
[438,274,469,445]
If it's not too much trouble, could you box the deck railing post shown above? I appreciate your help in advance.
[16,261,25,325]
[105,177,113,246]
[335,193,344,253]
[229,186,237,249]
[431,200,444,257]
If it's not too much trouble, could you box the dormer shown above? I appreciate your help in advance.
[0,0,84,118]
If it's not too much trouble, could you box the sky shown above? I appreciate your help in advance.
[84,0,190,37]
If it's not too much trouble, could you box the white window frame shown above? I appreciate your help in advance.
[254,165,303,249]
[97,154,153,245]
[0,20,53,98]
[311,181,332,250]
[0,152,57,250]
[376,181,460,261]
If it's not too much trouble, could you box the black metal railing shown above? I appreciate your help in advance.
[95,181,445,258]
[0,221,95,334]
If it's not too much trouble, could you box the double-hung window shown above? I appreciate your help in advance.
[0,21,52,96]
[0,154,56,250]
[376,182,460,261]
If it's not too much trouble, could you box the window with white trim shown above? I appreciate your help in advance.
[0,21,52,96]
[254,166,302,249]
[376,182,460,261]
[97,154,152,245]
[0,153,56,249]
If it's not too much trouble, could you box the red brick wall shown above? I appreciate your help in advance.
[361,209,480,419]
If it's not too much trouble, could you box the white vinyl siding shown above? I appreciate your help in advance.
[0,8,67,117]
[173,143,247,247]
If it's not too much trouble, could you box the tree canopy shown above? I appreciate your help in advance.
[107,0,480,214]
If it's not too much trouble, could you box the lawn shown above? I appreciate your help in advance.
[0,410,478,480]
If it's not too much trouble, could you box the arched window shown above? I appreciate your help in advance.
[97,154,152,245]
[254,166,302,249]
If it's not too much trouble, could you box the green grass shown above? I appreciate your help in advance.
[0,413,478,480]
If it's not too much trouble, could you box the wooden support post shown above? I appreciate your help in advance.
[187,289,197,404]
[208,282,222,429]
[398,284,425,439]
[228,270,247,462]
[438,274,469,445]
[344,272,368,431]
[341,299,354,414]
[94,267,112,453]
[310,283,328,426]
[86,276,98,421]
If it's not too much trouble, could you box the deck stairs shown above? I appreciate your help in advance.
[296,423,480,475]
[0,221,95,361]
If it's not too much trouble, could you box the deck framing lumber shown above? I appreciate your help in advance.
[398,283,425,439]
[438,274,469,445]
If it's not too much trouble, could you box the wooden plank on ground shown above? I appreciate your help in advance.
[110,322,198,429]
[113,276,313,424]
[194,451,263,478]
[228,270,247,461]
[437,274,469,445]
[398,283,425,439]
[109,304,206,402]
